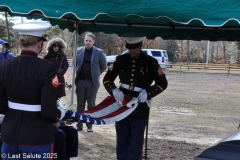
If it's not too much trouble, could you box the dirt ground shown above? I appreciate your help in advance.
[62,67,240,160]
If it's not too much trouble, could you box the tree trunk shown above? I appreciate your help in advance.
[121,37,124,53]
[62,30,65,41]
[187,40,190,64]
[211,42,214,63]
[190,47,195,63]
[181,40,183,62]
[216,43,219,63]
[222,41,226,64]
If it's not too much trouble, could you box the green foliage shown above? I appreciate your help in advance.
[46,25,61,38]
[0,18,18,53]
[78,32,87,47]
[164,40,179,61]
[235,41,240,51]
[70,32,118,55]
[68,32,85,49]
[94,32,118,55]
[0,19,8,38]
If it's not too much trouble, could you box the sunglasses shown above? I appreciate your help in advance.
[53,44,59,47]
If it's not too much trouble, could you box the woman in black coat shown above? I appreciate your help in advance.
[44,38,78,159]
[44,37,69,99]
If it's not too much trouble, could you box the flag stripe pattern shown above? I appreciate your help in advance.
[62,95,138,125]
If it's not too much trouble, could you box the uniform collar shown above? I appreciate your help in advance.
[137,51,145,58]
[129,50,145,59]
[20,50,38,57]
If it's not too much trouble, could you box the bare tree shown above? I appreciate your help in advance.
[210,42,215,63]
[216,42,219,63]
[222,41,227,64]
[187,40,190,63]
[195,41,208,63]
[180,40,183,62]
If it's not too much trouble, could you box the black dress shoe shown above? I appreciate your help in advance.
[87,128,93,132]
[76,124,83,131]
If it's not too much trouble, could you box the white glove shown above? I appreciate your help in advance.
[53,122,60,128]
[112,88,124,105]
[138,89,148,103]
[57,105,67,120]
[126,97,139,108]
[0,114,5,124]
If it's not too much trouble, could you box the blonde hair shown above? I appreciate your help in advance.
[18,35,42,47]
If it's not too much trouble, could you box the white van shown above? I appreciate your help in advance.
[106,49,169,69]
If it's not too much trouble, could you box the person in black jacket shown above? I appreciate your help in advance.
[103,34,168,160]
[44,38,78,160]
[43,37,69,99]
[0,21,66,159]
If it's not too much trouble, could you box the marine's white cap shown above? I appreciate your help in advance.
[124,37,143,44]
[122,33,145,49]
[12,21,51,41]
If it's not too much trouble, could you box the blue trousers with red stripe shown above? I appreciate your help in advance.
[1,143,54,160]
[115,118,147,160]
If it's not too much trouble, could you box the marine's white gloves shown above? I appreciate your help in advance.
[53,122,60,128]
[138,89,148,103]
[0,114,5,124]
[57,105,67,120]
[112,88,124,105]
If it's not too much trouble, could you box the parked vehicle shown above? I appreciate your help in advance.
[106,49,169,69]
[106,55,117,65]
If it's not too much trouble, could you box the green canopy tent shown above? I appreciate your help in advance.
[2,0,240,103]
[1,0,240,105]
[2,1,240,159]
[1,0,240,41]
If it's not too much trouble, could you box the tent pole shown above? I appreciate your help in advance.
[70,21,79,107]
[206,41,210,67]
[5,10,11,50]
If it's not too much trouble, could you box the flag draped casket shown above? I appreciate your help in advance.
[194,129,240,160]
[62,95,138,125]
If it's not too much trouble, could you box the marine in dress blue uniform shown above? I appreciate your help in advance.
[0,21,66,160]
[103,35,168,160]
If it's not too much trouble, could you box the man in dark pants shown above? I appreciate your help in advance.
[54,124,78,160]
[103,34,168,160]
[75,33,106,132]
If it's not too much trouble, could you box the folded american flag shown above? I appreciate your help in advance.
[62,95,138,125]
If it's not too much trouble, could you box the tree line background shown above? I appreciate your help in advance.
[1,15,240,64]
